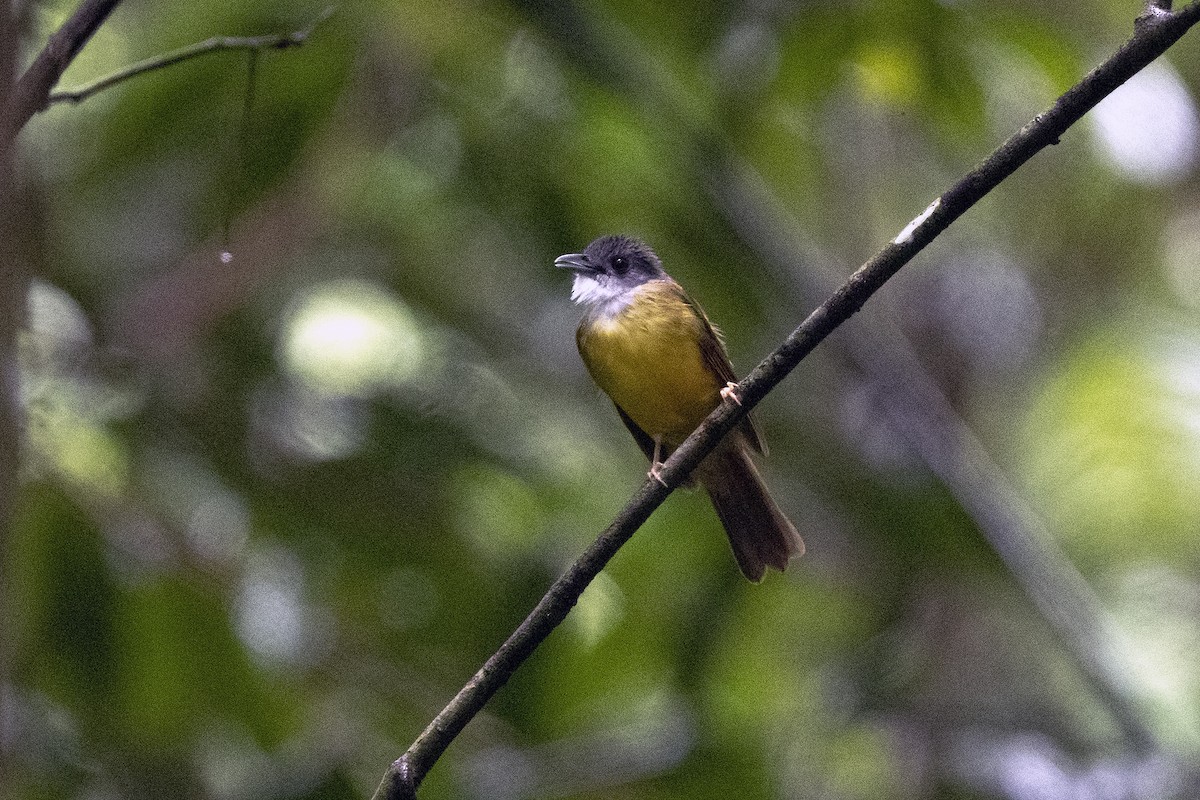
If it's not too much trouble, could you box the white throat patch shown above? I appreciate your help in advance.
[571,274,637,317]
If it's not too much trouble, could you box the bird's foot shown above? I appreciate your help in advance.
[648,463,669,487]
[720,381,742,406]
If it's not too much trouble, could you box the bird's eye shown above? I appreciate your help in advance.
[612,256,628,274]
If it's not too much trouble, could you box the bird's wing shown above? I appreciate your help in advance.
[679,285,768,456]
[615,402,658,462]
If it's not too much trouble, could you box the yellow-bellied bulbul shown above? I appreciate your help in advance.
[557,235,804,581]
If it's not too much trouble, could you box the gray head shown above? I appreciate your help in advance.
[555,235,667,308]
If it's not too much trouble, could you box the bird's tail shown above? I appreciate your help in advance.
[700,444,804,582]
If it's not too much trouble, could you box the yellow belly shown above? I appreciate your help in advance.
[577,282,721,446]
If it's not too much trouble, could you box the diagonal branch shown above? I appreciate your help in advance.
[47,7,336,106]
[2,0,125,141]
[709,158,1160,752]
[373,3,1200,797]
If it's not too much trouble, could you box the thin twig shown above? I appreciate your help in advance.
[47,7,335,106]
[372,3,1200,797]
[221,49,260,251]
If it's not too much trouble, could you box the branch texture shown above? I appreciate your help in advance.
[373,3,1200,797]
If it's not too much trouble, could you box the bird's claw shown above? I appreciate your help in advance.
[648,464,668,487]
[720,381,742,406]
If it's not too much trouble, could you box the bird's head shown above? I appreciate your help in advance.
[555,235,666,309]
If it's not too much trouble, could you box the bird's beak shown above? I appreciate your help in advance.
[554,253,595,273]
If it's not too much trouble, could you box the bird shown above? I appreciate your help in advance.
[556,234,804,581]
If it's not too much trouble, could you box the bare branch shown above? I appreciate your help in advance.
[372,3,1200,797]
[47,7,336,106]
[2,0,125,141]
[709,159,1161,753]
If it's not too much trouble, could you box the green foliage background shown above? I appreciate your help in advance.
[6,0,1200,798]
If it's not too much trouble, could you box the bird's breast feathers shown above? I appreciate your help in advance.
[576,280,722,443]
